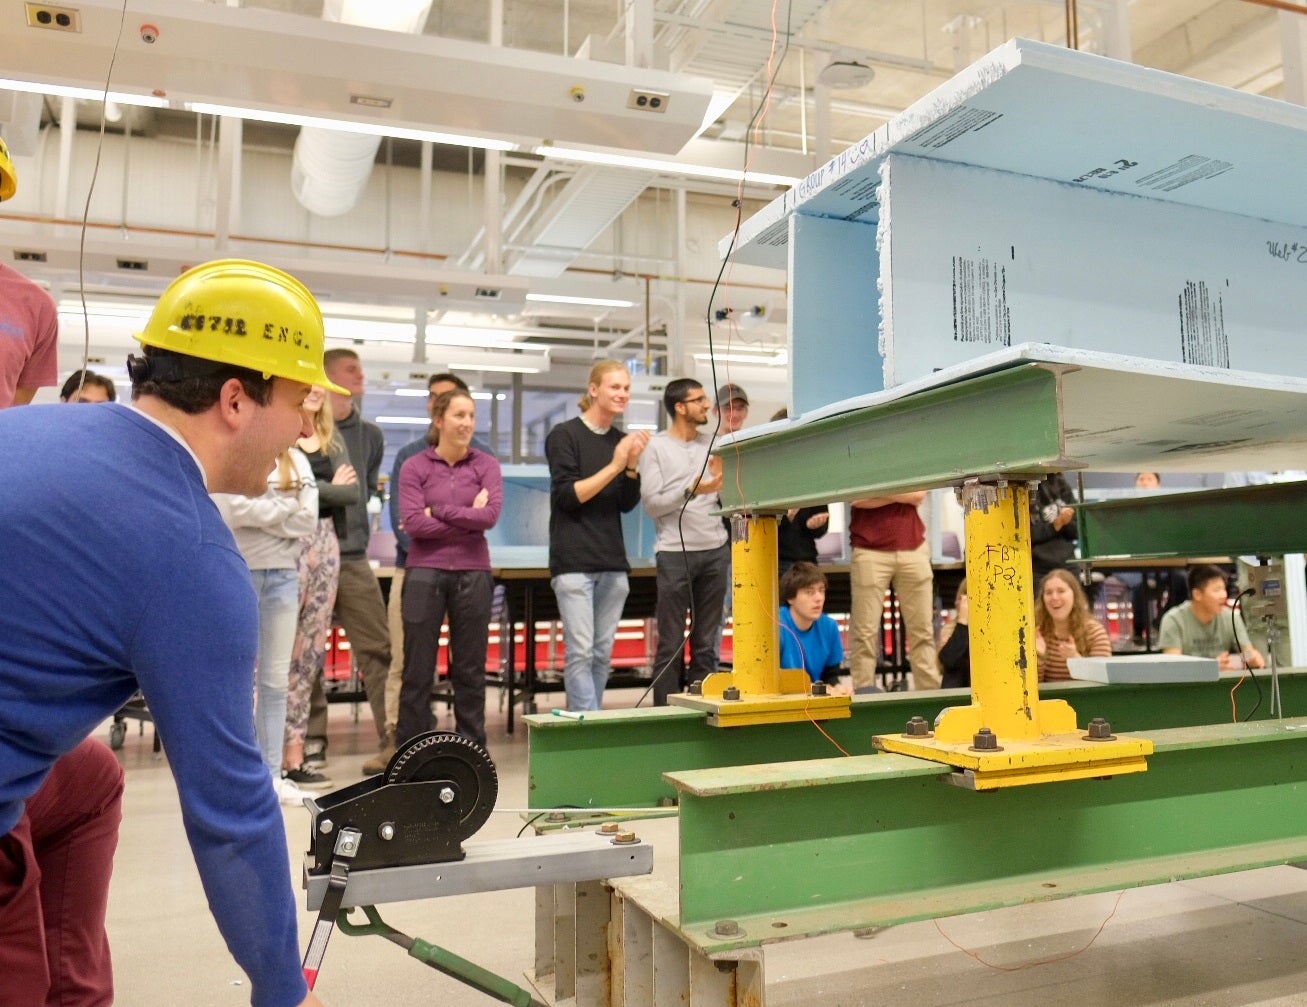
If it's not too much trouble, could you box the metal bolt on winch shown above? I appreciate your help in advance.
[1083,717,1116,741]
[903,715,932,738]
[377,822,395,841]
[318,818,334,835]
[438,787,455,805]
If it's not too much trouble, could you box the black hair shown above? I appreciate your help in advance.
[1187,563,1228,598]
[60,369,117,402]
[428,372,469,392]
[129,347,273,414]
[425,387,475,447]
[662,377,702,418]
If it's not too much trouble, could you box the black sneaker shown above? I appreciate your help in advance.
[302,737,327,770]
[283,767,333,791]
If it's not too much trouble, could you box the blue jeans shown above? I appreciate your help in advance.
[250,567,300,777]
[551,571,630,711]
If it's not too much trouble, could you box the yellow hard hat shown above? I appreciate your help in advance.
[134,259,348,394]
[0,136,17,201]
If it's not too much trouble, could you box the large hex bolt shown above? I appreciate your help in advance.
[377,822,395,841]
[598,822,621,835]
[688,679,704,696]
[1083,717,1116,741]
[713,919,741,937]
[903,715,933,738]
[722,686,742,701]
[811,682,828,696]
[439,787,455,805]
[969,727,1002,752]
[612,831,639,845]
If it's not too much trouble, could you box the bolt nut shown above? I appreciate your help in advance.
[439,787,455,805]
[688,679,703,695]
[713,919,741,937]
[811,682,828,696]
[612,831,639,845]
[318,818,334,835]
[722,686,741,701]
[598,822,621,834]
[903,715,933,738]
[969,727,1002,751]
[1083,717,1115,741]
[546,811,567,822]
[378,822,395,841]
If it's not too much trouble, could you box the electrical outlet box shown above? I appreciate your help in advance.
[627,89,669,113]
[25,4,81,32]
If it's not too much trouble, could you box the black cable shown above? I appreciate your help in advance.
[1231,589,1262,721]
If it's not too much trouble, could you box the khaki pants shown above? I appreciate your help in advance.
[384,567,406,733]
[849,542,940,691]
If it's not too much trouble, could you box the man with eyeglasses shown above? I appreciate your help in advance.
[639,378,730,704]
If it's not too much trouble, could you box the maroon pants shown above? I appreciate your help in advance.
[0,738,124,1006]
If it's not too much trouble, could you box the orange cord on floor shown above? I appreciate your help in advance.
[933,889,1126,971]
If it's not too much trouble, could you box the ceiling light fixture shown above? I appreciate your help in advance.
[533,145,800,187]
[186,101,516,151]
[443,348,551,374]
[0,78,169,108]
[525,293,637,308]
[693,350,788,366]
[817,49,876,90]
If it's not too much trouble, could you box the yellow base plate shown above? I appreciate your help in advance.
[669,692,851,727]
[874,731,1153,790]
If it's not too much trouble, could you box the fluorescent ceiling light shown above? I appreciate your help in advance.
[186,102,516,151]
[525,293,636,309]
[693,350,788,366]
[392,388,429,397]
[375,416,433,426]
[0,78,170,108]
[627,423,658,431]
[445,348,550,374]
[534,145,800,187]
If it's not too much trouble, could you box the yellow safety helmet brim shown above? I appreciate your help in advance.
[0,137,18,202]
[133,259,349,396]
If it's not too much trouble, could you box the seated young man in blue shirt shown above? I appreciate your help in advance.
[778,562,845,687]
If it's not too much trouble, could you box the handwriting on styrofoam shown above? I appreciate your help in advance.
[1266,241,1307,265]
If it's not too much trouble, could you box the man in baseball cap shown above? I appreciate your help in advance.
[714,383,749,435]
[0,259,333,1006]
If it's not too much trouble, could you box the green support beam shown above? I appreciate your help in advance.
[526,674,1307,811]
[669,720,1307,950]
[1078,481,1307,560]
[715,363,1068,512]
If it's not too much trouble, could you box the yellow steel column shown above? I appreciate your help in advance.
[875,478,1150,788]
[729,514,781,695]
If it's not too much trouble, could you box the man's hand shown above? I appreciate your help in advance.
[694,455,724,495]
[298,992,325,1007]
[331,464,358,486]
[1051,506,1074,531]
[806,512,829,531]
[612,430,651,469]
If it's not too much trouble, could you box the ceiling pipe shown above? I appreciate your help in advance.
[290,0,432,217]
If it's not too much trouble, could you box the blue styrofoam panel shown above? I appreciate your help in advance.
[878,154,1307,388]
[788,213,882,416]
[729,37,1307,268]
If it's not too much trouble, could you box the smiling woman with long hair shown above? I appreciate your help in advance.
[396,389,503,749]
[1034,568,1111,682]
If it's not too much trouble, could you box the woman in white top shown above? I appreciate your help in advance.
[211,449,318,805]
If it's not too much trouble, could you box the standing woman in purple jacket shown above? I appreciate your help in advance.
[397,388,503,749]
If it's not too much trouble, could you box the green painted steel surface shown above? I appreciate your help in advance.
[1078,482,1307,560]
[526,673,1307,811]
[671,720,1307,937]
[715,364,1068,512]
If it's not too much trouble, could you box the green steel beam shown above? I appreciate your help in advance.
[1078,481,1307,560]
[668,720,1307,948]
[715,363,1068,512]
[526,673,1307,811]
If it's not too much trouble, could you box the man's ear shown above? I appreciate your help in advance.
[215,377,250,430]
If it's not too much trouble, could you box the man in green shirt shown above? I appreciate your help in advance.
[1159,564,1265,671]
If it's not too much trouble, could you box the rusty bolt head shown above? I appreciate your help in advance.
[903,715,932,738]
[598,822,621,834]
[969,727,1001,751]
[612,831,639,845]
[546,811,567,822]
[713,919,741,937]
[688,679,703,695]
[722,686,741,701]
[1083,717,1115,741]
[811,682,828,696]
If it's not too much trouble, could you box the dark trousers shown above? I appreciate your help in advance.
[0,738,124,1006]
[308,556,392,745]
[397,567,494,749]
[652,544,731,706]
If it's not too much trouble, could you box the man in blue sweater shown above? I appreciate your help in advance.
[0,260,338,1007]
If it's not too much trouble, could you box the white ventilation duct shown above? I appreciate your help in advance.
[290,1,432,217]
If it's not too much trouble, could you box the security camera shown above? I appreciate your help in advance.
[139,23,159,44]
[569,85,586,103]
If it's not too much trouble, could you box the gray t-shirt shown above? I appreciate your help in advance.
[1158,601,1250,658]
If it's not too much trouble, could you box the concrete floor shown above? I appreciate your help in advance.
[104,692,1307,1006]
